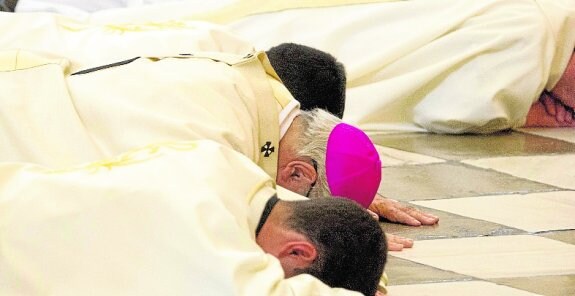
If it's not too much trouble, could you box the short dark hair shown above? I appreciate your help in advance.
[266,43,347,119]
[284,198,387,296]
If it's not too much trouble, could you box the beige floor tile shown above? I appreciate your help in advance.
[375,145,444,167]
[387,281,541,296]
[392,235,575,279]
[517,128,575,144]
[463,155,575,190]
[411,191,575,232]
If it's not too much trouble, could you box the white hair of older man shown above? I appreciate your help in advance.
[294,108,342,198]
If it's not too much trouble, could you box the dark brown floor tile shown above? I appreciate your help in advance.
[370,131,575,161]
[378,163,557,201]
[380,207,525,241]
[491,275,575,296]
[538,230,575,245]
[385,256,474,286]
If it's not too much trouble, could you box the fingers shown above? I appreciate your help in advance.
[541,92,557,116]
[370,195,440,226]
[565,107,574,124]
[541,90,575,125]
[394,202,439,225]
[555,100,575,125]
[394,235,414,249]
[402,206,440,225]
[556,100,566,123]
[387,241,405,252]
[564,103,575,123]
[388,207,423,226]
[386,233,414,251]
[525,97,575,127]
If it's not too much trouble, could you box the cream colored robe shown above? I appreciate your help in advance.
[0,13,300,179]
[0,9,387,292]
[0,140,359,296]
[21,0,572,134]
[224,0,575,134]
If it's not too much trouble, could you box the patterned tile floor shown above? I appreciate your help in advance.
[371,128,575,296]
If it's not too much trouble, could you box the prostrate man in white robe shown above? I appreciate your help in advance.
[222,0,575,132]
[15,0,575,235]
[44,0,573,131]
[0,140,387,296]
[0,13,356,202]
[0,10,438,249]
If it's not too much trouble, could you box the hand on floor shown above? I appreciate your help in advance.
[386,233,414,251]
[525,93,575,127]
[367,208,414,251]
[540,92,575,125]
[369,194,439,226]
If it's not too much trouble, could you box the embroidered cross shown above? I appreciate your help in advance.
[261,141,275,157]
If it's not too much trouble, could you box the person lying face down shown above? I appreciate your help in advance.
[0,46,381,209]
[0,12,379,208]
[265,43,381,206]
[0,140,387,296]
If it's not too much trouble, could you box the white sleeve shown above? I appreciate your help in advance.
[0,141,362,296]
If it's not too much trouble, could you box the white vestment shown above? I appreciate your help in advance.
[17,0,573,133]
[225,0,575,133]
[0,13,301,179]
[0,140,359,296]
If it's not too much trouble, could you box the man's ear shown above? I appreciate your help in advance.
[276,160,317,194]
[277,241,318,276]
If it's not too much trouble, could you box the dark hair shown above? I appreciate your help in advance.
[284,198,387,296]
[266,43,347,119]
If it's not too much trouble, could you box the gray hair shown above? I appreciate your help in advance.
[293,108,341,198]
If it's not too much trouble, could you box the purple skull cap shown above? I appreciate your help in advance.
[325,123,382,208]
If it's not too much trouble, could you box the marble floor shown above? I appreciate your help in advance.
[372,128,575,296]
